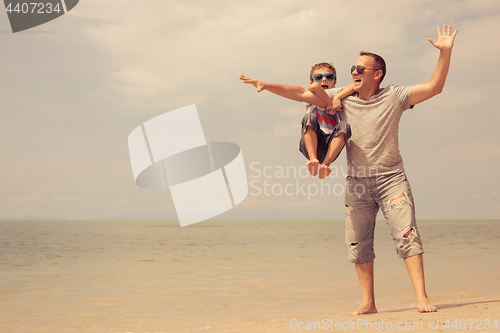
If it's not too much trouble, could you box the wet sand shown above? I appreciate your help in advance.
[205,295,500,332]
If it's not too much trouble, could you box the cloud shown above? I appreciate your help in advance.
[451,14,500,73]
[112,198,131,207]
[52,196,102,202]
[79,0,414,109]
[421,85,500,112]
[272,121,299,138]
[8,195,45,203]
[427,141,500,161]
[277,105,304,117]
[473,193,500,199]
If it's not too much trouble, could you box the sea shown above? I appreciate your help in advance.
[0,220,499,333]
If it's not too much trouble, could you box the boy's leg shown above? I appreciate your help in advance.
[318,132,345,179]
[318,121,351,179]
[299,113,323,177]
[304,126,319,176]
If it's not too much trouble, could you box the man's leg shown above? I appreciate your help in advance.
[345,175,378,315]
[377,172,436,313]
[352,259,377,315]
[404,254,437,313]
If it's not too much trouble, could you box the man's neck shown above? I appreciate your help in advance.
[357,86,381,101]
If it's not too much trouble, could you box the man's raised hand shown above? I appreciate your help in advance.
[239,74,266,92]
[428,24,457,51]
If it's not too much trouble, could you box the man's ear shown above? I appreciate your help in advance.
[375,70,383,80]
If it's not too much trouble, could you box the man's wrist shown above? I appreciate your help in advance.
[440,48,452,55]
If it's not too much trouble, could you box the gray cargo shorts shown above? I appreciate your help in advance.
[298,113,351,163]
[344,171,424,263]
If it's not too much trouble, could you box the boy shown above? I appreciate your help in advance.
[240,63,354,179]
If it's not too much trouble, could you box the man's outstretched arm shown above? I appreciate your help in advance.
[239,74,328,108]
[309,82,356,114]
[410,24,458,106]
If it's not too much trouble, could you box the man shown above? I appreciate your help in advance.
[240,25,457,315]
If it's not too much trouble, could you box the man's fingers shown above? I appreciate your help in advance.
[239,75,254,85]
[427,37,436,46]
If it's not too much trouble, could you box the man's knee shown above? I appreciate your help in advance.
[347,240,376,263]
[396,225,423,258]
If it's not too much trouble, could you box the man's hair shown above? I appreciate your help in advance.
[359,51,386,83]
[309,62,336,80]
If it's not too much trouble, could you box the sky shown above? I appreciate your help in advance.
[0,0,499,221]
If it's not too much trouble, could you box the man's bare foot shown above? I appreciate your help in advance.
[351,302,377,316]
[417,298,437,313]
[307,159,319,176]
[318,164,331,179]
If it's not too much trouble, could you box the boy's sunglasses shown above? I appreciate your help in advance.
[311,73,336,81]
[351,65,379,75]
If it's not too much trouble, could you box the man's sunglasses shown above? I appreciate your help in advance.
[351,65,380,75]
[311,73,336,81]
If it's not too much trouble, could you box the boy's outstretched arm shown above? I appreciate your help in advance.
[334,83,356,100]
[239,75,328,108]
[410,24,457,105]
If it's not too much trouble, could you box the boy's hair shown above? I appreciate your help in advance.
[359,51,386,83]
[309,62,336,80]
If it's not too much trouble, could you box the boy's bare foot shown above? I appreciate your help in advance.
[351,302,377,316]
[417,298,437,313]
[318,164,331,179]
[307,159,319,176]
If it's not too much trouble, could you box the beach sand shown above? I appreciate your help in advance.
[206,295,500,333]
